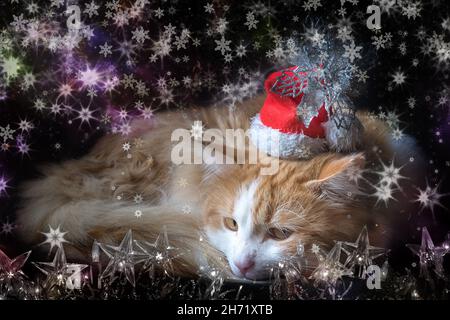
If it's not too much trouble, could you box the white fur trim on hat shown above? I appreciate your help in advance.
[249,114,327,159]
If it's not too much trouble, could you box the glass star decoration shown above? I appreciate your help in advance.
[341,226,387,279]
[0,248,32,299]
[199,265,227,299]
[134,226,183,279]
[40,225,68,253]
[268,245,305,299]
[310,242,352,287]
[0,248,30,279]
[440,232,450,254]
[406,227,449,280]
[33,245,88,290]
[94,230,147,287]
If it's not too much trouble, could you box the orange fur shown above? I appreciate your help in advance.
[16,95,418,278]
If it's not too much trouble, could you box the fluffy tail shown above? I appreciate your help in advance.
[17,191,228,277]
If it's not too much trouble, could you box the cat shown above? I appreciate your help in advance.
[16,95,422,280]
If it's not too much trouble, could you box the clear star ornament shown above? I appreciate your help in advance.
[93,230,147,287]
[341,226,387,279]
[134,226,183,279]
[310,242,352,287]
[0,248,32,298]
[33,245,88,297]
[406,227,449,280]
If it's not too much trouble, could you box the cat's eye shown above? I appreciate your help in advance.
[223,217,238,231]
[268,228,292,241]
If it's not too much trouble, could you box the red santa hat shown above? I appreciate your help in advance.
[249,66,334,159]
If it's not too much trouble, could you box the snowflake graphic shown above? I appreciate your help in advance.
[0,125,15,142]
[132,26,150,44]
[215,37,231,55]
[415,183,447,216]
[343,41,362,62]
[190,121,204,141]
[40,225,68,252]
[84,1,100,18]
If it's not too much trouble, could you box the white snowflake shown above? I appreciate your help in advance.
[415,183,447,215]
[50,0,64,7]
[152,34,172,58]
[0,125,15,142]
[401,1,421,20]
[399,42,407,55]
[304,27,325,47]
[408,97,416,109]
[356,69,369,83]
[343,41,362,62]
[374,183,396,206]
[122,74,136,89]
[372,159,407,206]
[40,225,68,252]
[375,0,398,15]
[177,178,188,188]
[215,18,229,34]
[122,142,131,152]
[442,17,450,32]
[303,0,322,11]
[435,41,450,67]
[174,32,189,50]
[10,14,27,31]
[190,121,204,141]
[215,37,231,55]
[235,44,247,57]
[139,105,155,119]
[311,243,321,254]
[113,10,130,27]
[1,56,21,82]
[0,176,9,196]
[154,8,164,19]
[17,119,34,132]
[245,11,259,30]
[0,218,15,235]
[76,106,96,125]
[84,1,100,18]
[132,26,150,44]
[182,204,192,214]
[135,80,148,97]
[391,128,404,141]
[337,26,353,42]
[391,70,407,86]
[133,193,143,204]
[25,2,39,14]
[377,160,406,190]
[204,3,215,14]
[99,42,112,57]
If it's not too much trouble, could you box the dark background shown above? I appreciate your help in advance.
[0,0,449,283]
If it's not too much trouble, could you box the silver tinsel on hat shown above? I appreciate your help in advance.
[271,39,356,131]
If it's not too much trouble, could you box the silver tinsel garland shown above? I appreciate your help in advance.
[1,226,449,300]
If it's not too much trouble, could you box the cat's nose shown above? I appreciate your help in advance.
[235,258,255,275]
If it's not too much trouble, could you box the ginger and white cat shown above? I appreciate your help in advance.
[16,95,420,280]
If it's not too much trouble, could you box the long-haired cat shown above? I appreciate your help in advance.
[16,95,421,280]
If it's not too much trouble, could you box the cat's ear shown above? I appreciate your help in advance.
[305,153,365,197]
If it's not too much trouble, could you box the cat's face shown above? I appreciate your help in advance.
[203,153,369,280]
